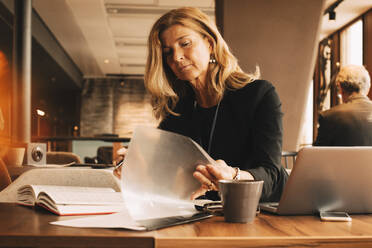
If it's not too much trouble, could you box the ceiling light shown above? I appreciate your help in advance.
[36,109,45,116]
[324,0,343,21]
[107,8,118,14]
[329,10,336,20]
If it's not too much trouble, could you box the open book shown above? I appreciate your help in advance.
[17,185,125,216]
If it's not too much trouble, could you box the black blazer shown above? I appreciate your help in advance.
[159,80,288,202]
[314,96,372,146]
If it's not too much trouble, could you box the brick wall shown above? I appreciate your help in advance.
[80,78,158,137]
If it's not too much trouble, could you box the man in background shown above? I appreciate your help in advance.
[314,64,372,146]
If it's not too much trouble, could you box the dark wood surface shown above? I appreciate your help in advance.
[34,136,131,142]
[153,213,372,248]
[2,203,372,248]
[0,203,153,248]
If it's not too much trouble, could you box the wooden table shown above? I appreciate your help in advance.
[154,213,372,248]
[2,203,372,248]
[0,203,153,248]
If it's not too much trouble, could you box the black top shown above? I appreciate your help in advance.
[159,80,288,202]
[193,104,218,153]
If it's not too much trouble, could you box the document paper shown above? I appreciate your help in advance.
[52,126,216,230]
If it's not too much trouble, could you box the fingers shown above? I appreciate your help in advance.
[205,164,224,180]
[215,159,227,166]
[113,166,122,179]
[193,171,217,191]
[117,147,127,156]
[206,160,236,180]
[195,164,215,182]
[113,148,126,178]
[190,186,208,200]
[191,160,233,199]
[113,147,127,165]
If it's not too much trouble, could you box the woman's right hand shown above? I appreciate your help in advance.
[113,147,127,179]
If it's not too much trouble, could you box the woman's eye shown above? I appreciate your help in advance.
[181,41,191,47]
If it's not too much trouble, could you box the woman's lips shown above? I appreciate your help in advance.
[179,64,191,72]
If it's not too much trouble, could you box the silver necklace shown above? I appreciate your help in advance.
[194,100,221,154]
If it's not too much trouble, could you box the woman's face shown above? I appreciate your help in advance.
[160,24,212,87]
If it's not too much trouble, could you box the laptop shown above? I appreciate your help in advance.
[260,146,372,215]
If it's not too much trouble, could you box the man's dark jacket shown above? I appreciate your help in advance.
[314,95,372,146]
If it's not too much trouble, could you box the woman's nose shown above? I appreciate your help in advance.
[173,49,184,62]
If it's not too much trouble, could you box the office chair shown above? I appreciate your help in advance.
[282,150,298,169]
[84,146,113,164]
[46,151,82,164]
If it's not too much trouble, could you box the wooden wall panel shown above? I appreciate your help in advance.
[364,9,372,99]
[0,5,13,145]
[0,1,81,144]
[330,32,340,108]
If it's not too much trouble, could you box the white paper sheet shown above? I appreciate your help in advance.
[51,210,146,231]
[51,127,215,230]
[121,126,216,220]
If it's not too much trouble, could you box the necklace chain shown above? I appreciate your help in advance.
[194,100,221,154]
[207,101,221,154]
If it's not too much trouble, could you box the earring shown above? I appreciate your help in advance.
[209,54,216,64]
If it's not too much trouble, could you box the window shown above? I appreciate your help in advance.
[340,19,363,66]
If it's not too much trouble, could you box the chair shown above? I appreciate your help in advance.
[97,146,113,164]
[282,150,298,169]
[46,151,82,164]
[84,146,113,164]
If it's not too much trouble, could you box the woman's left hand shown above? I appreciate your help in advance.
[191,159,236,200]
[113,147,127,179]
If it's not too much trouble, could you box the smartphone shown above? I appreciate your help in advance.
[320,212,352,222]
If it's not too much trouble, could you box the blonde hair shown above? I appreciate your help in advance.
[336,65,371,96]
[145,7,260,119]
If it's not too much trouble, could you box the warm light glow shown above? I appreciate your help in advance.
[0,51,9,78]
[340,19,363,66]
[104,59,110,64]
[36,109,45,116]
[73,125,79,131]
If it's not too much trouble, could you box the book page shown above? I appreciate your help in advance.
[17,185,39,205]
[17,185,120,207]
[31,185,115,193]
[0,168,121,203]
[39,190,123,205]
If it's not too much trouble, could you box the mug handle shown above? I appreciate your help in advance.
[203,201,261,216]
[203,201,223,216]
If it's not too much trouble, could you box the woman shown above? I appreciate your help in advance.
[139,7,287,202]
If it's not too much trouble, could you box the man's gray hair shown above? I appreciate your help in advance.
[336,65,371,95]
